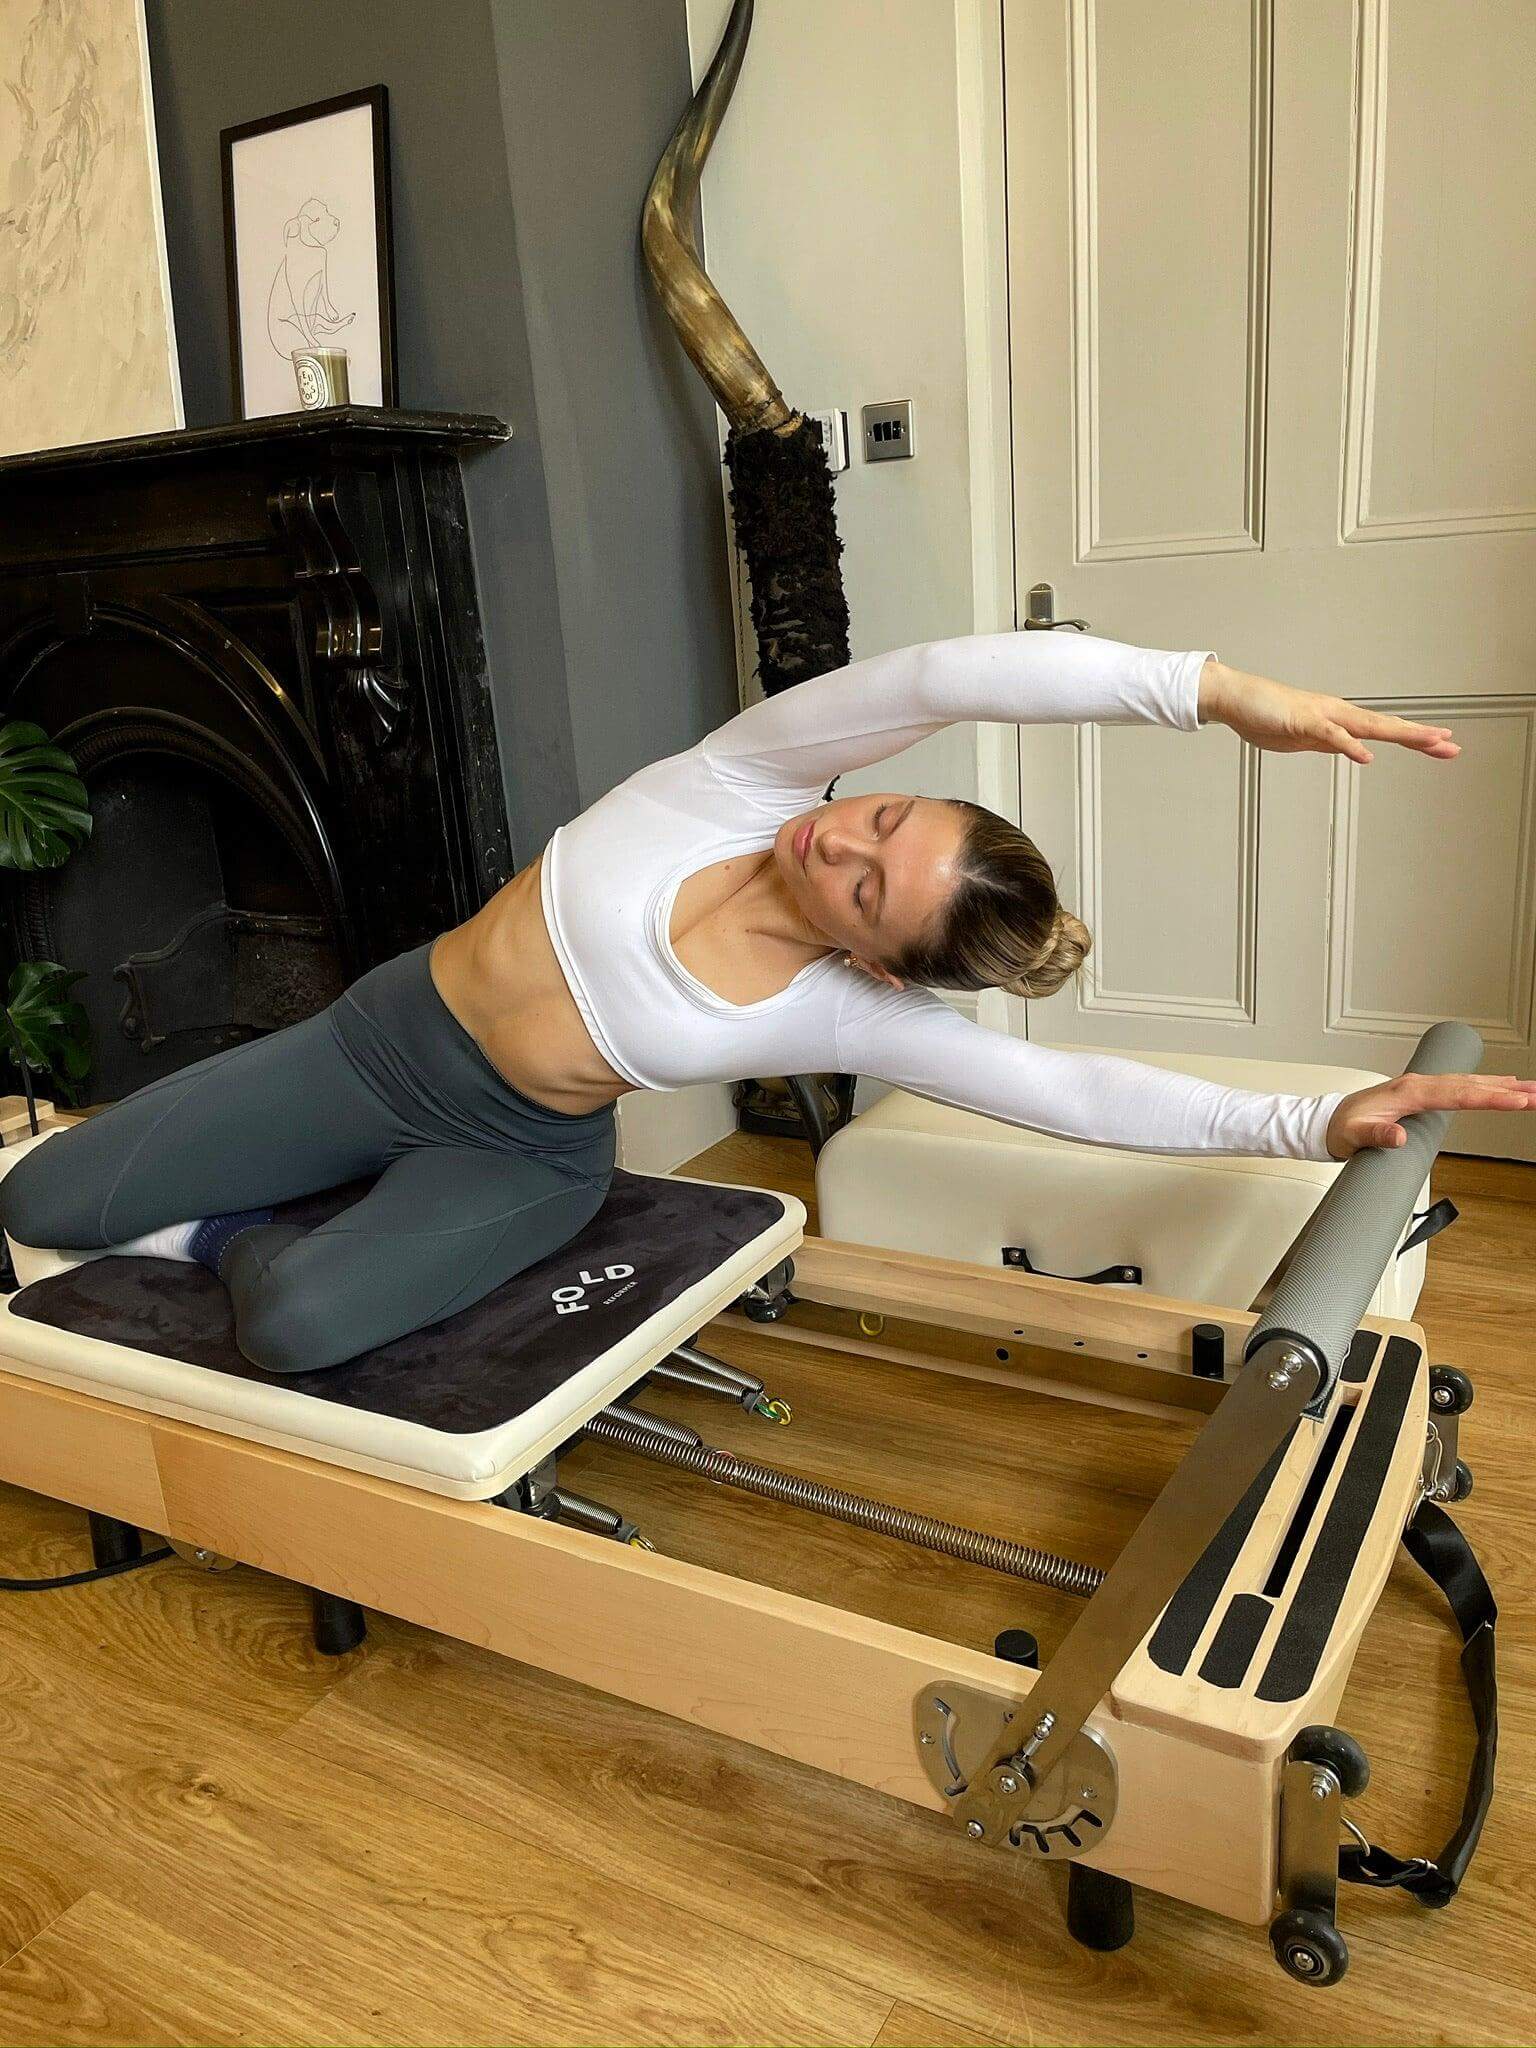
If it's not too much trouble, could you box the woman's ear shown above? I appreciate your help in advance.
[846,953,906,991]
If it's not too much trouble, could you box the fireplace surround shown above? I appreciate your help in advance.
[0,408,514,1103]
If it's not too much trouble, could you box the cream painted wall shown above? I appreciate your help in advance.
[685,0,992,809]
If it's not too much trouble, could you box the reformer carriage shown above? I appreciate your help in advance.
[0,1021,1496,1988]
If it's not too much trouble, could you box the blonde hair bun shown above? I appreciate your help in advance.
[1008,908,1091,1000]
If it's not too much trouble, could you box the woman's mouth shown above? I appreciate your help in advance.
[793,819,813,869]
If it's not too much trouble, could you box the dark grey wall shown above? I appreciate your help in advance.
[490,0,739,807]
[143,0,738,859]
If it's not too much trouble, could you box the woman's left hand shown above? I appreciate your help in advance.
[1326,1071,1536,1159]
[1199,659,1460,766]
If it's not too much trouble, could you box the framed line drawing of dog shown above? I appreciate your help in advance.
[221,86,398,419]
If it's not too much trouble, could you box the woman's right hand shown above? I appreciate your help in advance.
[1325,1071,1536,1159]
[1199,661,1459,766]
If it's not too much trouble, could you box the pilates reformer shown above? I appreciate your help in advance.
[0,1021,1496,1990]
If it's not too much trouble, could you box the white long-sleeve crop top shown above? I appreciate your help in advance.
[539,630,1346,1161]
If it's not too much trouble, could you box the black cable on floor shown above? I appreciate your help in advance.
[1,1545,173,1591]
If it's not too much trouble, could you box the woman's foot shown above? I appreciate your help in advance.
[187,1208,275,1278]
[112,1208,274,1274]
[111,1220,200,1261]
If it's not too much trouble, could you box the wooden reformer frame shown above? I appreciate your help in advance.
[0,1024,1494,1990]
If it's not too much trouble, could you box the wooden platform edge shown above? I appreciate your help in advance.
[0,1353,1279,1921]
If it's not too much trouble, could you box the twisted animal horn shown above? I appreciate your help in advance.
[641,0,794,436]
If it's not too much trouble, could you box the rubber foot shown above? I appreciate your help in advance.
[310,1588,367,1656]
[1066,1863,1135,1952]
[88,1512,144,1570]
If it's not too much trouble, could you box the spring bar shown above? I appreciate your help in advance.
[586,1404,1104,1597]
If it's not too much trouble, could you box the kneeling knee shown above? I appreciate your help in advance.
[234,1289,340,1377]
[0,1140,86,1250]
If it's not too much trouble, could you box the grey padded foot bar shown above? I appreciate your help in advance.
[1246,1020,1483,1400]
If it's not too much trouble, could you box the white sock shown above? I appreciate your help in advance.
[110,1219,202,1262]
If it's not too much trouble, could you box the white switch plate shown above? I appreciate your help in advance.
[809,408,850,474]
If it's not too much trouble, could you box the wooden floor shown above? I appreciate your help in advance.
[0,1133,1530,2045]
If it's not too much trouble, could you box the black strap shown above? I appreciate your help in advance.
[1397,1198,1459,1258]
[1339,1499,1497,1908]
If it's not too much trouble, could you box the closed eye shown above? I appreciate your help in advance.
[855,801,911,917]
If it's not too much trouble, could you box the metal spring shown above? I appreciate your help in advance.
[587,1407,1104,1597]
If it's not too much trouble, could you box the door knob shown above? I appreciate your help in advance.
[1023,582,1090,631]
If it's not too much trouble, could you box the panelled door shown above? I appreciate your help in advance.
[1003,0,1536,1160]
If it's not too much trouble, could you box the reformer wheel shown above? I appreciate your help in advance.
[739,1292,787,1322]
[738,1257,795,1323]
[1270,1907,1349,1986]
[1429,1365,1474,1416]
[1290,1724,1370,1798]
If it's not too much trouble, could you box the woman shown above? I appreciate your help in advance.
[0,630,1527,1374]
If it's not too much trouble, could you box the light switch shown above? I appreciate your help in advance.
[862,400,914,462]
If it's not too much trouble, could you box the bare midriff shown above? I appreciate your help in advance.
[427,858,635,1117]
[429,845,827,1116]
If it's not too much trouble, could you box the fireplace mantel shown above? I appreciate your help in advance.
[0,406,519,1099]
[0,405,509,480]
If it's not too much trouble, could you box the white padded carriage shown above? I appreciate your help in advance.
[819,1044,1430,1322]
[0,1128,803,1502]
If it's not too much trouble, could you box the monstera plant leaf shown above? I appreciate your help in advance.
[3,960,93,1106]
[0,721,92,871]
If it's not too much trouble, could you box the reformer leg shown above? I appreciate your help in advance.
[995,1627,1135,1952]
[88,1511,143,1568]
[994,1627,1039,1669]
[1066,1864,1136,1952]
[310,1588,367,1656]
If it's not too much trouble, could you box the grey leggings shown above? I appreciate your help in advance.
[0,939,616,1375]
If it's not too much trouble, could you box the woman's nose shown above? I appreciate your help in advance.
[817,827,858,863]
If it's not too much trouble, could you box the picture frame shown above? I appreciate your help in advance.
[0,0,185,456]
[220,85,398,420]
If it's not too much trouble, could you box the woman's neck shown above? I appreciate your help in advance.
[736,850,835,957]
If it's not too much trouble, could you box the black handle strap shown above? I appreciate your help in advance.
[1397,1197,1459,1258]
[1001,1246,1142,1286]
[1339,1499,1497,1908]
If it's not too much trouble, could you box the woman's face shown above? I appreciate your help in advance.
[772,792,967,983]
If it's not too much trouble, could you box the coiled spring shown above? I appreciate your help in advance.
[588,1405,1104,1598]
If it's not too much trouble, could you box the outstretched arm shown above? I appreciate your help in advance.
[835,980,1345,1161]
[703,631,1211,796]
[702,633,1465,801]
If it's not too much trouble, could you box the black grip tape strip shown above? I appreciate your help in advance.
[1341,1328,1383,1385]
[1256,1337,1421,1703]
[1148,1426,1298,1677]
[1198,1594,1274,1689]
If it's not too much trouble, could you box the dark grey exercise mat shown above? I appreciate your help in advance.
[7,1172,790,1434]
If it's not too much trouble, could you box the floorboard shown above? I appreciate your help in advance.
[0,1127,1526,2044]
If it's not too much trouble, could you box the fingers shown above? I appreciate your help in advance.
[1321,720,1373,765]
[1328,703,1461,760]
[1343,1068,1536,1156]
[1388,1072,1536,1114]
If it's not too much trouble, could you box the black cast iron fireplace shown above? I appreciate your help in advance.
[0,408,515,1104]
